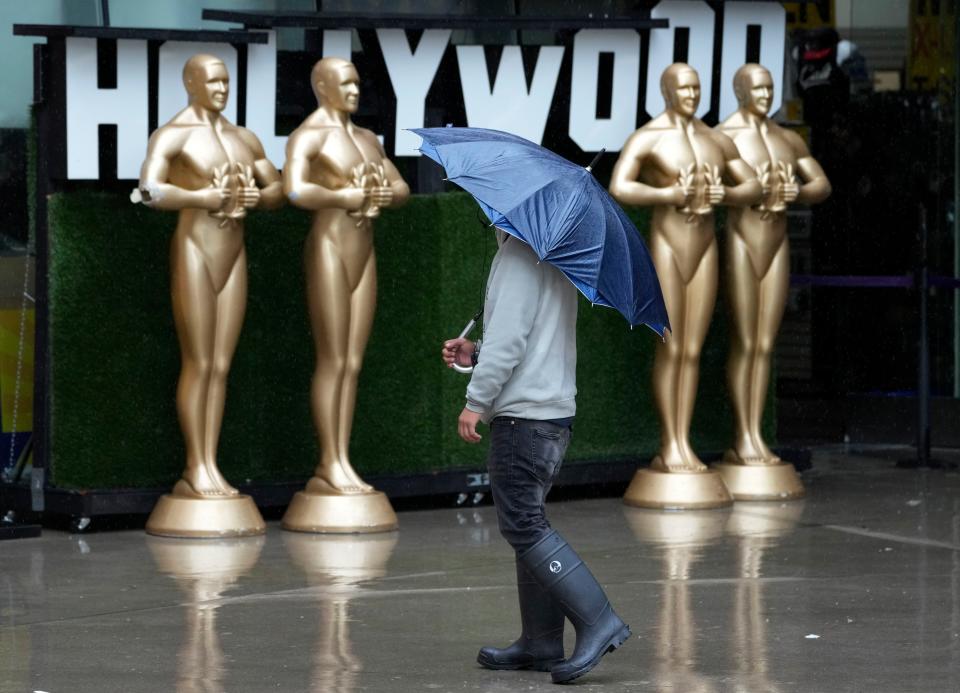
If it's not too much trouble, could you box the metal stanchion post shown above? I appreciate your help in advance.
[955,0,960,400]
[899,204,952,469]
[951,7,960,617]
[918,203,931,467]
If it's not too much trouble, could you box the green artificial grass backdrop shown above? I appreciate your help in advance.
[46,191,773,490]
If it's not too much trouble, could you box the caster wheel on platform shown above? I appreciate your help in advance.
[70,516,92,533]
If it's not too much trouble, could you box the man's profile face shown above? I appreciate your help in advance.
[190,61,229,112]
[667,69,700,117]
[742,69,773,117]
[319,64,361,114]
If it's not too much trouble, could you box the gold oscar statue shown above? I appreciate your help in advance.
[147,534,265,692]
[138,55,283,537]
[713,64,831,500]
[609,63,761,509]
[623,508,723,692]
[284,532,398,692]
[281,57,409,533]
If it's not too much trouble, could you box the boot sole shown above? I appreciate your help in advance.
[477,652,564,672]
[550,624,631,684]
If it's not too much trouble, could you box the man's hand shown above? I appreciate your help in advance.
[458,407,482,443]
[442,337,475,369]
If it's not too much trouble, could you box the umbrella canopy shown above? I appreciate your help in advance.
[411,127,669,336]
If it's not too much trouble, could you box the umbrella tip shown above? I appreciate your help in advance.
[585,148,606,173]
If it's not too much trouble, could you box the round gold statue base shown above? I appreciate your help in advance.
[623,465,734,510]
[282,490,399,534]
[713,457,806,501]
[146,494,266,538]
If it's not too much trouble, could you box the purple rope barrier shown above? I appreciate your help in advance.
[929,275,960,288]
[791,274,960,289]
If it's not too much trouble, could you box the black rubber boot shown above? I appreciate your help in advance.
[478,557,565,671]
[520,530,631,684]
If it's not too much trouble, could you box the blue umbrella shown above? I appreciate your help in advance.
[411,127,669,336]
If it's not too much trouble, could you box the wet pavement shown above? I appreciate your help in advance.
[2,448,959,692]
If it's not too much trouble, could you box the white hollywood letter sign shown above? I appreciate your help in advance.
[568,29,640,152]
[718,1,786,120]
[245,30,287,167]
[158,42,237,126]
[245,29,351,167]
[323,29,352,59]
[646,1,715,118]
[377,29,451,156]
[65,38,148,179]
[456,45,564,145]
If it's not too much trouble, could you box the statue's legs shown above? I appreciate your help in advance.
[171,237,237,497]
[674,239,718,470]
[750,241,789,462]
[336,253,376,491]
[305,235,371,494]
[650,238,687,472]
[725,232,765,463]
[726,235,788,464]
[199,248,247,495]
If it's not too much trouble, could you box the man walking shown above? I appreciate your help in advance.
[442,229,631,684]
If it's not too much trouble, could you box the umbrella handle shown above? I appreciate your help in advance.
[451,315,478,375]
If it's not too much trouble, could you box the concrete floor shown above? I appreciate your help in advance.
[2,449,960,692]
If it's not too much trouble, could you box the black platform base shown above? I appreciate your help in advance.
[0,447,812,531]
[0,521,42,540]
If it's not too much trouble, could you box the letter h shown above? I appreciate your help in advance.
[65,38,148,180]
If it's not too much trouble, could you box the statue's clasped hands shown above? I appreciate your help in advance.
[208,162,259,227]
[754,161,798,219]
[676,163,723,222]
[346,162,390,225]
[777,161,800,206]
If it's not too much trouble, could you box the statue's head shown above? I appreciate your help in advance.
[660,63,700,117]
[311,57,360,114]
[182,54,229,112]
[733,63,773,117]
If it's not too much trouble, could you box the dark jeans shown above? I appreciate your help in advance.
[487,417,572,553]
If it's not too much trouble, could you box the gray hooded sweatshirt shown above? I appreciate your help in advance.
[465,233,578,423]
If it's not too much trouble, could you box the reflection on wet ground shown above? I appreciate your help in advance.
[148,536,265,693]
[2,449,960,692]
